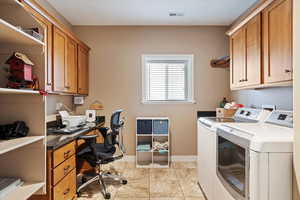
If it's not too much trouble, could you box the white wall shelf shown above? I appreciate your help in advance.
[0,136,44,155]
[0,88,40,95]
[0,18,45,46]
[2,181,45,200]
[136,117,170,168]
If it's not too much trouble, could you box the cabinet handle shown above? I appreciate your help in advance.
[64,165,71,175]
[285,69,293,73]
[64,150,71,159]
[63,188,70,195]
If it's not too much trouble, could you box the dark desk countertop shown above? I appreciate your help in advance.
[47,122,105,150]
[197,111,216,119]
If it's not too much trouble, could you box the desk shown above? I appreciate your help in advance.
[29,122,104,200]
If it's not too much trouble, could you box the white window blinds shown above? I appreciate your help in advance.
[142,55,194,103]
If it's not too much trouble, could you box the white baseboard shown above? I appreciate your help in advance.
[119,155,197,162]
[171,155,197,162]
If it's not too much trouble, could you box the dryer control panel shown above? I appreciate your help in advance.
[266,110,293,128]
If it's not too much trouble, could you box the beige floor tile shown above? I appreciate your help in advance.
[122,168,150,179]
[103,161,128,173]
[125,161,138,169]
[178,179,204,198]
[185,198,206,200]
[150,198,185,200]
[150,180,184,198]
[175,168,198,181]
[77,180,118,200]
[116,177,150,198]
[171,162,197,169]
[115,198,149,200]
[150,168,177,182]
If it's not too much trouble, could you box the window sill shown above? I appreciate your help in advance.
[141,100,196,105]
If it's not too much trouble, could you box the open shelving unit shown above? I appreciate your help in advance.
[0,1,47,199]
[136,117,170,168]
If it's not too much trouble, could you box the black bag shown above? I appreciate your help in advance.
[0,121,29,139]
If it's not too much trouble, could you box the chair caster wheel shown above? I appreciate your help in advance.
[104,193,111,199]
[121,180,128,185]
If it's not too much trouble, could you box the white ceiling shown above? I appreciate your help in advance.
[47,0,257,26]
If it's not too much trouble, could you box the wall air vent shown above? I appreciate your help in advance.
[169,12,184,17]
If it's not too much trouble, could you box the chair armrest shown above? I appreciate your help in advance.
[98,127,109,138]
[78,134,98,140]
[98,127,109,133]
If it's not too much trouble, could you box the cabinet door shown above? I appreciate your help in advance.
[53,26,67,92]
[78,45,89,95]
[230,28,246,88]
[66,38,78,93]
[245,14,261,86]
[263,0,292,83]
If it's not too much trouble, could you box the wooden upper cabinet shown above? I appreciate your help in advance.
[53,26,80,93]
[66,38,78,93]
[78,45,89,95]
[53,26,67,92]
[262,0,292,83]
[231,28,246,88]
[245,14,261,86]
[230,14,261,89]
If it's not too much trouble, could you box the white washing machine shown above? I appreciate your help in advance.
[197,108,270,200]
[216,110,293,200]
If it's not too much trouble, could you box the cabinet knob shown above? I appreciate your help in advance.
[285,69,293,73]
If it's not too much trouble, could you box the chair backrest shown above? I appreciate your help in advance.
[110,109,124,134]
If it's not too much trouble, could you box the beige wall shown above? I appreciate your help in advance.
[46,94,73,115]
[73,26,230,155]
[293,0,300,199]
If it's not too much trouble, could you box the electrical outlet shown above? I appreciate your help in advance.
[56,103,63,111]
[262,104,276,111]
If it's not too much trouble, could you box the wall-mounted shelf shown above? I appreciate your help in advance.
[136,117,170,168]
[0,136,44,155]
[2,181,45,200]
[0,88,40,95]
[0,18,45,46]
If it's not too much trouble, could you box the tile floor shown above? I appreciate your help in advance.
[77,161,205,200]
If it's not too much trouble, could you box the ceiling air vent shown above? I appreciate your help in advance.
[169,12,184,17]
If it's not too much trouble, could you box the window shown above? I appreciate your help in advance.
[142,55,194,103]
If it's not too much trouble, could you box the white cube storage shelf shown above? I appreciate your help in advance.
[136,117,170,168]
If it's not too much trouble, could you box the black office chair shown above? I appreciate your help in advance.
[76,109,127,199]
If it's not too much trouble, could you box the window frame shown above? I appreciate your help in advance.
[141,54,195,104]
